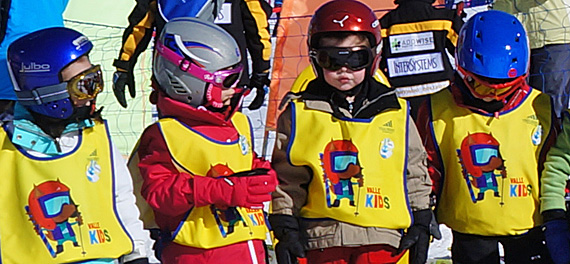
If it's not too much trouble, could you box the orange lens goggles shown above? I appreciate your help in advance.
[67,64,103,102]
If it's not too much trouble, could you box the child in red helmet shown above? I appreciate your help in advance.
[417,10,566,263]
[269,0,433,263]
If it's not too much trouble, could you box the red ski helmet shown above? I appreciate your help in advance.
[307,0,381,77]
[308,0,381,49]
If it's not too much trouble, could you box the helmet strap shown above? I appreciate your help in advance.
[204,84,225,109]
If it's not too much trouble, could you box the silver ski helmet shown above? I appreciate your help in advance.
[153,17,242,107]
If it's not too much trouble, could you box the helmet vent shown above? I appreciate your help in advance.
[169,76,188,95]
[512,58,518,63]
[475,53,482,60]
[476,31,481,39]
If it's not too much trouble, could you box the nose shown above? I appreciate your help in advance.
[337,66,351,73]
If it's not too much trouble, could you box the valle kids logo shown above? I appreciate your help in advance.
[206,164,265,237]
[457,133,508,205]
[25,180,114,258]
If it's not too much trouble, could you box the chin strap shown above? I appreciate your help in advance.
[203,84,247,121]
[205,84,225,109]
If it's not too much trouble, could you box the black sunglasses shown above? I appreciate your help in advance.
[310,46,373,71]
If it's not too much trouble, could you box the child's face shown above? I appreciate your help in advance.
[61,56,99,107]
[320,35,369,92]
[221,88,237,106]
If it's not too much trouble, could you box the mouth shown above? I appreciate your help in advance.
[338,76,351,83]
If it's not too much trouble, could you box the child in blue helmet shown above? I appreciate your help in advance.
[0,27,150,264]
[417,10,568,263]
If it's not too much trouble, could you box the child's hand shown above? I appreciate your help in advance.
[193,170,277,209]
[227,169,277,209]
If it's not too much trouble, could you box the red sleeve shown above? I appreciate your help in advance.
[416,100,444,195]
[137,124,195,217]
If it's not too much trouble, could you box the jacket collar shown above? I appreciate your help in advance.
[301,77,400,119]
[155,89,234,127]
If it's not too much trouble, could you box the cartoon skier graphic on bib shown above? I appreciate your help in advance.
[25,180,84,257]
[457,132,507,203]
[321,140,364,208]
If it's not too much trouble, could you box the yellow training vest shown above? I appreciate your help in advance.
[0,121,133,264]
[431,89,553,236]
[288,100,412,228]
[158,113,268,249]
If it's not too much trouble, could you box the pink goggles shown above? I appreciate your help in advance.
[156,40,243,89]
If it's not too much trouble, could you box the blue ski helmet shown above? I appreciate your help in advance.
[456,10,529,80]
[7,27,93,119]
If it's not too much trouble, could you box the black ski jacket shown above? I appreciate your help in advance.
[379,0,463,98]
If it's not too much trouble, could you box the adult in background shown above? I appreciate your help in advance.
[112,0,272,110]
[379,0,463,120]
[494,0,570,117]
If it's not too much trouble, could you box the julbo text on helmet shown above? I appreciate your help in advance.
[153,17,242,108]
[7,27,94,119]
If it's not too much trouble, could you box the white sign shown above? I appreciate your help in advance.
[389,32,435,54]
[387,52,445,77]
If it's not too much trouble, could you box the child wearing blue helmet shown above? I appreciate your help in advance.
[417,10,569,263]
[0,27,150,264]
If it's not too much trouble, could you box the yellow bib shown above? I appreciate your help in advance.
[288,100,412,228]
[430,89,553,235]
[158,113,268,249]
[0,122,133,264]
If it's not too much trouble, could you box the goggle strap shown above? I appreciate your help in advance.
[157,41,243,88]
[16,82,69,106]
[157,42,222,83]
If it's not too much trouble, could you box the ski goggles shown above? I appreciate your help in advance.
[459,66,526,101]
[67,64,103,103]
[310,46,373,71]
[331,151,359,173]
[38,191,71,217]
[156,36,243,89]
[470,145,499,166]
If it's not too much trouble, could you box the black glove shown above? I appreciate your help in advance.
[269,214,305,264]
[542,209,570,264]
[396,209,432,264]
[247,72,270,110]
[112,70,136,108]
[429,210,442,240]
[124,257,149,264]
